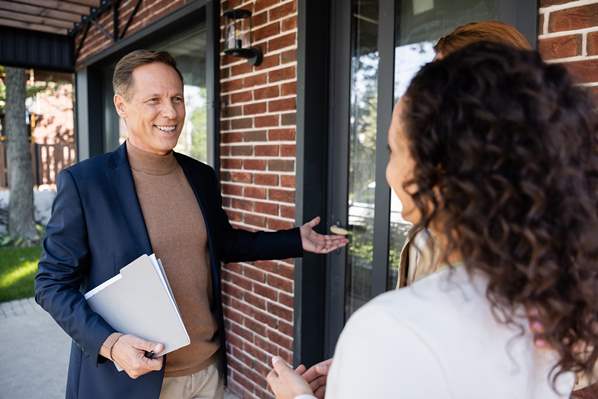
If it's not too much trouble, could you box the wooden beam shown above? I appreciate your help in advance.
[0,17,67,34]
[0,9,73,29]
[0,1,83,23]
[63,0,101,6]
[11,0,91,16]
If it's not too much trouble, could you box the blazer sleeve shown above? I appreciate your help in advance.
[325,303,452,399]
[34,170,116,364]
[208,168,303,263]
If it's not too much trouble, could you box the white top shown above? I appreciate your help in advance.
[308,267,574,399]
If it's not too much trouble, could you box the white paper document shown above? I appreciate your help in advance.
[85,254,190,370]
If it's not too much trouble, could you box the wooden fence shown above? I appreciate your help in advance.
[0,142,76,188]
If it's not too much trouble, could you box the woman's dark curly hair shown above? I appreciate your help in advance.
[402,41,598,384]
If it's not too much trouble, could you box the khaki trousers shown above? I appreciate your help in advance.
[160,363,224,399]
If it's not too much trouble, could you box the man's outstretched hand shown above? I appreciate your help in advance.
[300,217,349,254]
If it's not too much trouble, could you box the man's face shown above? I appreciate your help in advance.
[114,62,185,155]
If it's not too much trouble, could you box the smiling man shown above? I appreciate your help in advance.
[35,50,347,399]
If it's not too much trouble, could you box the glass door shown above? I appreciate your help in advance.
[325,0,537,355]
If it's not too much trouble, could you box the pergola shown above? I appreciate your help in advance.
[0,0,143,71]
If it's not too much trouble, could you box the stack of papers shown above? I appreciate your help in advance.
[85,254,190,366]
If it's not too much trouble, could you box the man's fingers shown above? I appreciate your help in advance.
[271,356,293,376]
[130,335,163,353]
[305,216,321,229]
[315,359,332,374]
[141,354,164,371]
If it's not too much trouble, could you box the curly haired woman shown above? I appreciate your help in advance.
[267,42,598,399]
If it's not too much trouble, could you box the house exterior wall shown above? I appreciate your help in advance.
[218,1,297,397]
[538,0,598,99]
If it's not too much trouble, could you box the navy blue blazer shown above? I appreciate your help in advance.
[35,143,303,399]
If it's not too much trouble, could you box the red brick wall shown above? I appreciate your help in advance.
[538,0,598,99]
[219,1,297,397]
[75,0,189,65]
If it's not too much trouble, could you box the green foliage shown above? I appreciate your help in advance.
[0,223,45,248]
[0,245,41,302]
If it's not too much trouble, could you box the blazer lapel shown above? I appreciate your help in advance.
[106,143,152,256]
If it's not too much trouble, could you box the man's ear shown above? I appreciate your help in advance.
[114,94,127,118]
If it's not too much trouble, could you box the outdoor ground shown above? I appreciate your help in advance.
[0,245,41,302]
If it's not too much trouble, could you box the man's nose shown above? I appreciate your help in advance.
[161,101,177,118]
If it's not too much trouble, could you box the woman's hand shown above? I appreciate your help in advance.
[296,358,332,399]
[267,356,315,399]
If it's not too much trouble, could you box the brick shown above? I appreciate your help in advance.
[269,2,296,21]
[230,171,252,183]
[221,78,244,92]
[256,54,281,70]
[244,265,267,283]
[222,183,243,196]
[255,144,279,156]
[243,102,268,115]
[269,66,296,83]
[254,260,279,274]
[267,273,293,294]
[230,90,252,104]
[549,4,598,32]
[254,86,280,100]
[223,262,243,274]
[268,98,296,112]
[282,16,297,32]
[254,282,278,301]
[280,48,297,64]
[563,59,598,83]
[245,159,268,170]
[252,11,268,27]
[269,188,295,203]
[243,73,268,88]
[278,319,294,336]
[244,186,267,199]
[255,115,280,127]
[231,322,255,342]
[268,159,294,172]
[539,34,581,59]
[280,205,295,218]
[229,272,253,291]
[538,14,544,36]
[243,130,268,141]
[231,117,253,129]
[279,292,294,309]
[223,105,243,117]
[243,159,267,170]
[588,32,598,55]
[244,317,267,336]
[267,328,293,349]
[281,112,296,125]
[254,173,279,186]
[232,198,254,211]
[268,32,296,52]
[244,213,267,227]
[280,144,296,157]
[267,218,293,230]
[231,145,253,156]
[244,291,267,309]
[279,174,295,187]
[220,67,230,79]
[267,301,293,321]
[255,0,280,12]
[268,128,295,141]
[281,81,296,96]
[255,201,279,216]
[278,264,294,280]
[254,22,281,43]
[221,132,243,144]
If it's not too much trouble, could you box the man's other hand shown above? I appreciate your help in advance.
[111,334,164,379]
[300,217,349,254]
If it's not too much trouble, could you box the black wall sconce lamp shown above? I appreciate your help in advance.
[223,9,263,66]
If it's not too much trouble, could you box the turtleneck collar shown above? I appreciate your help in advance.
[126,140,178,176]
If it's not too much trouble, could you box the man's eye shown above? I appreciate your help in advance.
[147,98,159,104]
[173,97,184,103]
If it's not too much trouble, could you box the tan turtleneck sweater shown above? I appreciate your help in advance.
[101,140,219,377]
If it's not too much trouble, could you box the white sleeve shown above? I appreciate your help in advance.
[325,304,453,399]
